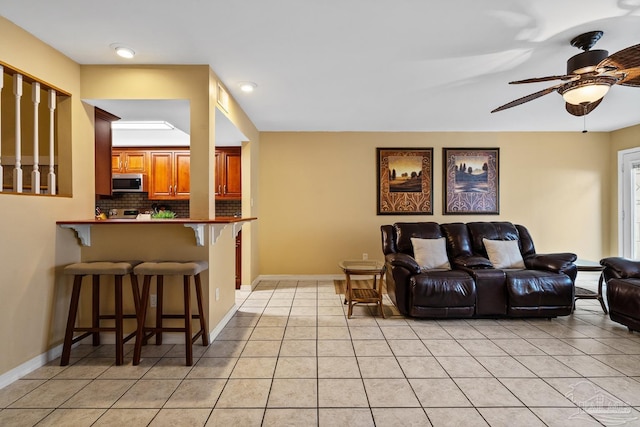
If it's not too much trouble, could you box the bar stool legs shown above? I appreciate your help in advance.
[133,261,209,366]
[61,261,140,366]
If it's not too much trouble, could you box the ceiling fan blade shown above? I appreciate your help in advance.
[565,98,603,116]
[491,84,563,113]
[509,75,577,84]
[615,66,640,87]
[599,44,640,74]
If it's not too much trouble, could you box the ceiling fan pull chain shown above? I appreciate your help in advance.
[582,107,588,133]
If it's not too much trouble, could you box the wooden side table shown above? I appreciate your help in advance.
[338,260,386,319]
[574,259,608,314]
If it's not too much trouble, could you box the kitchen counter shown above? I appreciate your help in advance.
[57,217,257,246]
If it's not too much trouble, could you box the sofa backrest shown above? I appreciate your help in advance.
[382,221,538,259]
[392,222,443,257]
[441,222,473,259]
[515,224,536,258]
[380,225,397,255]
[467,222,521,257]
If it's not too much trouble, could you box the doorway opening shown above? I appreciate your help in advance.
[619,147,640,259]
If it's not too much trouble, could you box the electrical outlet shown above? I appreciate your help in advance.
[362,253,368,260]
[215,288,220,301]
[150,294,157,308]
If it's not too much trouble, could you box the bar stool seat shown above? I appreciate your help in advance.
[133,261,209,366]
[61,261,140,366]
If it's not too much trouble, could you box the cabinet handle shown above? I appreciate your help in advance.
[169,185,172,195]
[124,161,128,170]
[223,185,227,194]
[218,185,221,194]
[119,160,122,171]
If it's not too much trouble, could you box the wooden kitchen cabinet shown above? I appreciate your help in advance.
[235,231,242,289]
[95,108,120,196]
[215,147,241,200]
[149,149,190,200]
[112,149,148,174]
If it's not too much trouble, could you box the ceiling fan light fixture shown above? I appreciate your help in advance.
[562,83,611,105]
[560,76,618,105]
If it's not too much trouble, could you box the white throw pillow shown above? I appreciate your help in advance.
[411,237,451,270]
[483,238,525,269]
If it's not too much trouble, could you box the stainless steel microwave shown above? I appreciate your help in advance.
[112,173,144,193]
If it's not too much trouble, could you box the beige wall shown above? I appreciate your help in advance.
[610,123,640,253]
[258,131,612,274]
[213,76,261,287]
[0,17,92,376]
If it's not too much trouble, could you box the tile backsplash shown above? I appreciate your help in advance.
[96,193,240,218]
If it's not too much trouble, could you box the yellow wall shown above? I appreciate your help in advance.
[610,123,640,253]
[0,17,92,376]
[213,76,261,287]
[258,131,612,274]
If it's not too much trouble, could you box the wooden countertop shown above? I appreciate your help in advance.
[57,217,257,246]
[56,217,256,225]
[56,216,258,225]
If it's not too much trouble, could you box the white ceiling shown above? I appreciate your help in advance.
[84,99,247,146]
[2,0,640,132]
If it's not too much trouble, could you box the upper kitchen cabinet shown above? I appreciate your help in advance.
[95,108,120,196]
[112,149,148,174]
[149,149,190,200]
[215,147,241,200]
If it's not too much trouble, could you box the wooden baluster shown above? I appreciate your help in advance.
[32,82,40,194]
[13,74,23,193]
[0,65,3,192]
[48,89,56,195]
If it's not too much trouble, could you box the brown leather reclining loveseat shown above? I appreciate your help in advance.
[380,221,577,318]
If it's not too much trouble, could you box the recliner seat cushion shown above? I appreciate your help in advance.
[607,278,640,320]
[506,270,573,307]
[410,270,475,308]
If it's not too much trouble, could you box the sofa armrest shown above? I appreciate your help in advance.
[601,257,640,279]
[453,255,493,269]
[524,253,576,272]
[385,253,420,274]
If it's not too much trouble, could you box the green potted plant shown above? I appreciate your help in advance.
[151,210,177,219]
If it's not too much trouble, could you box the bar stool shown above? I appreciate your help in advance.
[133,261,209,366]
[61,261,140,366]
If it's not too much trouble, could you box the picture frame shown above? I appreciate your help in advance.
[377,147,433,215]
[443,147,499,215]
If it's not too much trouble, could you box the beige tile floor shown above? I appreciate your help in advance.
[2,272,640,426]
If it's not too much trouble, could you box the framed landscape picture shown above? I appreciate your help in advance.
[443,147,499,214]
[377,147,433,215]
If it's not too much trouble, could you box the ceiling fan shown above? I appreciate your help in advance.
[491,31,640,116]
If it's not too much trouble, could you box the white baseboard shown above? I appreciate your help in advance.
[0,304,240,390]
[0,343,65,389]
[244,274,342,291]
[0,276,342,389]
[208,304,238,342]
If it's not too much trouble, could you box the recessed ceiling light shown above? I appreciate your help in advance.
[238,81,257,93]
[110,43,135,59]
[112,121,175,130]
